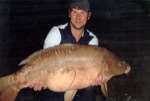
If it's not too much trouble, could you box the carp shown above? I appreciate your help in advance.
[0,44,131,101]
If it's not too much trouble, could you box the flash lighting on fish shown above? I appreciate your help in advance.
[0,44,131,101]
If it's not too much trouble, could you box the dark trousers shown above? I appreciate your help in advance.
[16,87,105,101]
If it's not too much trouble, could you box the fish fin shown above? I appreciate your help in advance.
[18,59,26,66]
[18,48,44,66]
[0,86,19,101]
[0,75,20,101]
[100,82,108,97]
[64,90,77,101]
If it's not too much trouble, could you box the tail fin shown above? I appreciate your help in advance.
[0,75,20,101]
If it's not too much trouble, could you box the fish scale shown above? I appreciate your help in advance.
[0,44,131,101]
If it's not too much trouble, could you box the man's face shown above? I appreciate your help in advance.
[69,7,91,30]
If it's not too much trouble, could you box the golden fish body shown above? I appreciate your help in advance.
[0,44,131,101]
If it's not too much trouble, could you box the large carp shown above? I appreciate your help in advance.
[0,44,131,101]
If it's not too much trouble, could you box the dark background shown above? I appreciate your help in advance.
[0,0,150,100]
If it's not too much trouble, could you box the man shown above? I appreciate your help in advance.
[16,0,102,101]
[43,0,98,48]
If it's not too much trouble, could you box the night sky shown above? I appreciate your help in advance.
[0,0,150,100]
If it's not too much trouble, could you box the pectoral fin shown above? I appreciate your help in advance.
[64,90,77,101]
[100,82,108,97]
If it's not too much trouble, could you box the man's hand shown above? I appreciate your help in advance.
[24,80,47,91]
[95,75,108,85]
